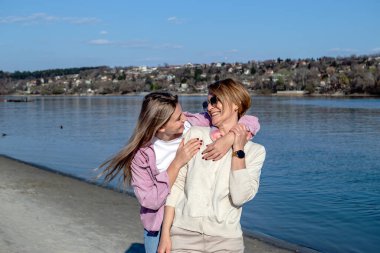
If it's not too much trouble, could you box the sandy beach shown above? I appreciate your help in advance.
[0,155,315,253]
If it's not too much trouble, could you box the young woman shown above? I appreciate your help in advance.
[158,79,266,253]
[99,92,260,253]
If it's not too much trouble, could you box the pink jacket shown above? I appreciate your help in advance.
[130,112,260,232]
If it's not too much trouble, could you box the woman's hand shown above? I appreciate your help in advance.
[202,133,233,161]
[230,124,249,151]
[157,232,171,253]
[167,138,202,186]
[173,138,202,168]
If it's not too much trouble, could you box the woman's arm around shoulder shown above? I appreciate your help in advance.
[238,115,260,137]
[184,111,261,137]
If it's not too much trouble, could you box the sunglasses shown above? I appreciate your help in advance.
[207,95,219,107]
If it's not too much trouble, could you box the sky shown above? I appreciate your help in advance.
[1,0,379,72]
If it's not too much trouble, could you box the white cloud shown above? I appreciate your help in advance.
[100,30,108,35]
[167,16,184,24]
[0,13,100,25]
[88,39,112,45]
[87,39,149,48]
[0,13,56,24]
[62,17,100,24]
[87,38,183,50]
[372,47,380,52]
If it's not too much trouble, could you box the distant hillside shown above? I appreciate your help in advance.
[1,54,379,96]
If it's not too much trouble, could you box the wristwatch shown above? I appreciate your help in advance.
[232,150,245,159]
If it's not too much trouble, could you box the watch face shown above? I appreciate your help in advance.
[236,150,245,158]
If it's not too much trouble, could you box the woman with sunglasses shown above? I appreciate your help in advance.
[158,79,266,253]
[99,91,260,253]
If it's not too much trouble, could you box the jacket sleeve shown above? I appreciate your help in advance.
[229,145,266,207]
[238,115,260,136]
[131,150,170,210]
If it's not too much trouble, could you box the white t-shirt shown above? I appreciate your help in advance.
[152,121,191,173]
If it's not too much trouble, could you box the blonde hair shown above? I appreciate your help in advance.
[208,78,251,118]
[99,92,178,185]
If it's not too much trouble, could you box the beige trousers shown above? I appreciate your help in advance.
[170,226,244,253]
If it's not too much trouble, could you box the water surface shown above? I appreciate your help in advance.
[1,96,379,253]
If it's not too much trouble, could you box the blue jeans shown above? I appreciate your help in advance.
[144,229,161,253]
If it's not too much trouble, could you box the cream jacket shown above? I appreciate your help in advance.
[166,126,266,238]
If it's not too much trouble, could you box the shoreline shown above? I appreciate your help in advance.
[1,92,379,98]
[0,154,319,253]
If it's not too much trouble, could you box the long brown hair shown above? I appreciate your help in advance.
[208,78,251,118]
[99,92,178,186]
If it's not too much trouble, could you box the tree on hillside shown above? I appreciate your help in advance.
[293,67,309,90]
[194,68,203,82]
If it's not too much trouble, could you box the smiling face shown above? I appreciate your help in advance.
[207,94,238,128]
[156,103,187,141]
[207,79,251,121]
